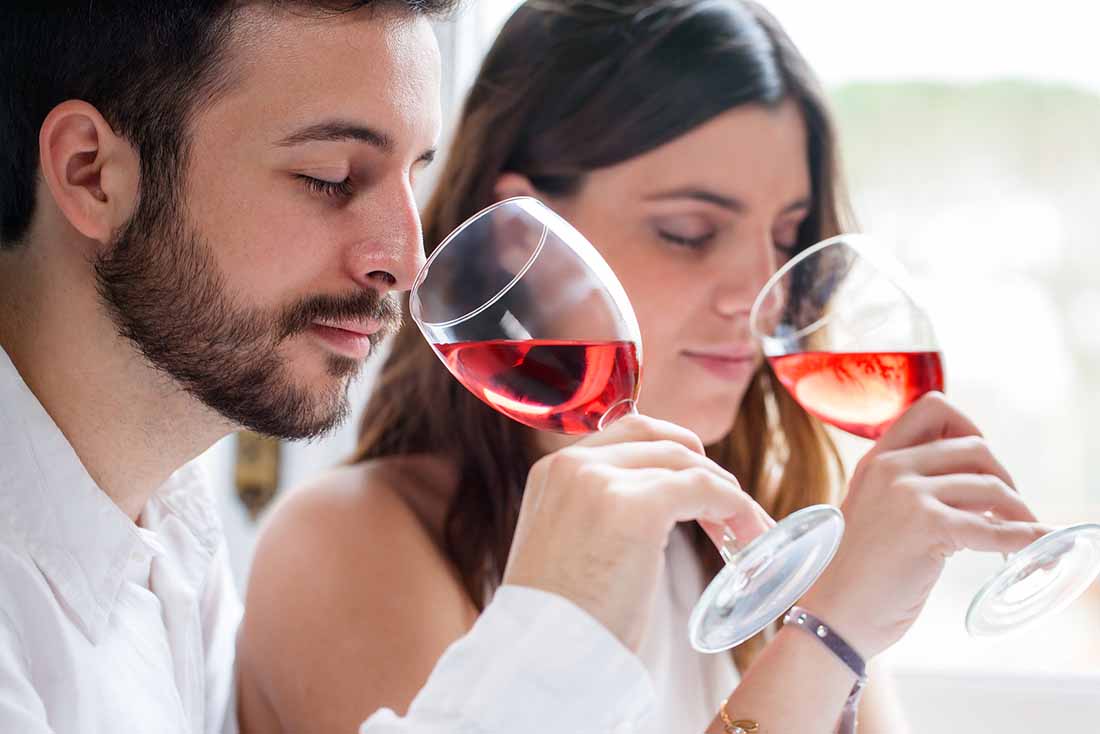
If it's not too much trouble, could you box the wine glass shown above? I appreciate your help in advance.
[410,196,845,654]
[749,232,1100,637]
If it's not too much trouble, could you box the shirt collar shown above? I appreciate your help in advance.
[0,346,221,644]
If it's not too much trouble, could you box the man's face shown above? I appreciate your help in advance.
[95,6,442,439]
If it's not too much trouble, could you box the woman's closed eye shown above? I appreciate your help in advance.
[773,238,799,259]
[773,217,807,259]
[654,214,717,249]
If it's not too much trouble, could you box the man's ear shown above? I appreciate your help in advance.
[493,171,541,202]
[37,100,139,246]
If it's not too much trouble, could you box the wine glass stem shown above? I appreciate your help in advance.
[720,529,739,565]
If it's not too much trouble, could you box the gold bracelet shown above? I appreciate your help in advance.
[718,698,759,733]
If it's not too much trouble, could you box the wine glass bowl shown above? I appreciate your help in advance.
[411,197,641,434]
[751,234,944,440]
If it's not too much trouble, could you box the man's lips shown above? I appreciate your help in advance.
[308,319,383,360]
[312,318,382,337]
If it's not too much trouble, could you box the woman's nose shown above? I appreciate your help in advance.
[712,235,780,318]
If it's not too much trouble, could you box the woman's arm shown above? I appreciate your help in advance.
[236,464,478,734]
[704,625,859,733]
[703,639,908,734]
[856,664,910,734]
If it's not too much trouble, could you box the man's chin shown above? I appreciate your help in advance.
[289,384,354,441]
[325,353,362,380]
[288,335,364,381]
[244,401,349,442]
[221,370,354,442]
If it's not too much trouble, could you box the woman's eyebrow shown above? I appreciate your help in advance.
[645,187,812,214]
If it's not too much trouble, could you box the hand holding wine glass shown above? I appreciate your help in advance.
[751,233,1100,638]
[798,392,1052,658]
[502,411,774,651]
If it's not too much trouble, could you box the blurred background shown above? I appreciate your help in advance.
[201,1,1100,730]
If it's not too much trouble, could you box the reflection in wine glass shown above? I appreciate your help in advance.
[750,233,1100,637]
[411,197,845,653]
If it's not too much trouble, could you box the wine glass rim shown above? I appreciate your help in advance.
[749,232,880,343]
[410,196,549,330]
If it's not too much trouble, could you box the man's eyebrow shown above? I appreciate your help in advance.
[277,120,436,164]
[276,120,394,151]
[645,187,812,214]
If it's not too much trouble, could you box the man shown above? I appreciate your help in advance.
[0,3,767,732]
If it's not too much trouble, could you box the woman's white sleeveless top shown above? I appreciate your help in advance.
[634,525,741,733]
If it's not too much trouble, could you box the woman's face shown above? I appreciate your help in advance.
[552,99,811,444]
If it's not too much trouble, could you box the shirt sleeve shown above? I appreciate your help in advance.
[0,611,54,734]
[359,585,656,734]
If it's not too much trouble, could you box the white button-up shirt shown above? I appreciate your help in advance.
[0,346,656,734]
[0,347,241,734]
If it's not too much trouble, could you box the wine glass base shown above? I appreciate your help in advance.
[965,523,1100,638]
[688,504,845,653]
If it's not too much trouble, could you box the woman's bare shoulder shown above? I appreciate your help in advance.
[260,453,457,545]
[237,455,476,733]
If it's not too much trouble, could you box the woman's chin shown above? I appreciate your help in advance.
[695,418,739,447]
[640,404,738,446]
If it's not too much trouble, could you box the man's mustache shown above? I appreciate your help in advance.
[279,290,403,345]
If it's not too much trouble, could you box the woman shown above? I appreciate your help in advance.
[237,2,1043,732]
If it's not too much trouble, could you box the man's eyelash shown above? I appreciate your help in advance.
[297,174,354,199]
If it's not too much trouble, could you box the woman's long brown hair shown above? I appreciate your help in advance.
[353,0,850,672]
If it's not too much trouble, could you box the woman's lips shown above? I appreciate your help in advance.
[682,349,757,381]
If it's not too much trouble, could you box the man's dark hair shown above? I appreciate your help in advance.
[0,1,458,249]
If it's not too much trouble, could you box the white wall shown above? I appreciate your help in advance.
[892,669,1100,731]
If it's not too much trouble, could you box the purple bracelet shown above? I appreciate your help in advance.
[783,606,867,734]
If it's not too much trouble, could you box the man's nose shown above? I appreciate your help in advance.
[348,179,426,296]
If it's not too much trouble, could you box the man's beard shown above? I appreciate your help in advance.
[93,186,402,441]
